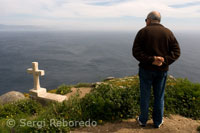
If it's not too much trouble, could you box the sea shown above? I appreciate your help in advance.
[0,30,200,95]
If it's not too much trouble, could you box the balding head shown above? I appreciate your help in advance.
[147,11,161,23]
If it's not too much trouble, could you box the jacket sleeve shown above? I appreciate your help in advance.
[164,32,181,65]
[132,30,154,64]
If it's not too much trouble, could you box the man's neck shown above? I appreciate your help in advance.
[151,20,160,24]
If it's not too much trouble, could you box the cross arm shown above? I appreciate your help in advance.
[27,68,33,74]
[38,70,45,76]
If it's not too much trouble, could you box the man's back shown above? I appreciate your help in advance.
[133,23,180,71]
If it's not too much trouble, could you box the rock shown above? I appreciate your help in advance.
[91,82,102,88]
[95,82,103,85]
[104,77,115,81]
[168,75,176,81]
[0,91,26,105]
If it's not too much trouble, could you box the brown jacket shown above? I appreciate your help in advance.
[132,23,180,71]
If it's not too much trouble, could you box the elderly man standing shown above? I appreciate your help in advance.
[132,11,180,128]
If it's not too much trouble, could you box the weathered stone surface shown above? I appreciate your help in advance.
[95,82,103,85]
[169,75,176,81]
[104,77,115,81]
[0,91,26,104]
[39,93,67,102]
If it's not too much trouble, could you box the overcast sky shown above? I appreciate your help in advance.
[0,0,200,31]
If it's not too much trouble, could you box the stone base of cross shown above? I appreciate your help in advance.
[27,62,67,103]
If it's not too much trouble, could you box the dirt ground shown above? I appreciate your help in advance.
[66,87,92,98]
[66,87,200,133]
[71,115,200,133]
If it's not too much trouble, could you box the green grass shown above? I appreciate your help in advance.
[56,84,72,95]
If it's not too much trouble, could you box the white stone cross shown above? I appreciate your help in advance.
[27,62,45,90]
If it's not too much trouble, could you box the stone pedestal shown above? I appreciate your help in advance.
[29,88,47,97]
[39,93,68,102]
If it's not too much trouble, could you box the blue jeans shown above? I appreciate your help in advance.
[138,67,167,126]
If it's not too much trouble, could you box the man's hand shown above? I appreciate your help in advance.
[152,56,164,66]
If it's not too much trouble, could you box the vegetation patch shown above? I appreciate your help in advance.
[56,84,72,95]
[165,78,200,119]
[0,75,199,132]
[0,99,42,119]
[197,125,200,132]
[81,83,140,121]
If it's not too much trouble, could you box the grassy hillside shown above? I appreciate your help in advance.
[0,75,199,132]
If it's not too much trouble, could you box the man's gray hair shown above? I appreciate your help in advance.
[147,11,161,22]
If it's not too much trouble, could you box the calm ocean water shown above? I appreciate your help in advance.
[0,30,200,95]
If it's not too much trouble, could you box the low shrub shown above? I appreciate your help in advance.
[56,84,72,95]
[165,78,200,119]
[80,83,140,121]
[20,96,83,132]
[0,99,43,132]
[0,99,42,119]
